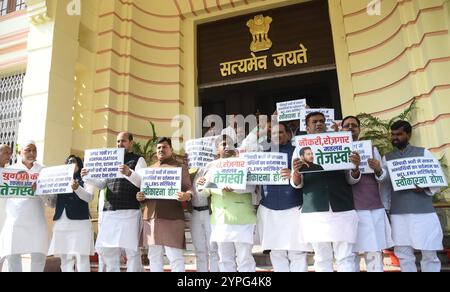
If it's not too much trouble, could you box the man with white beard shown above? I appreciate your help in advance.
[0,141,48,272]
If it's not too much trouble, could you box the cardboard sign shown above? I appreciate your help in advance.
[205,158,248,190]
[185,136,218,169]
[0,169,39,198]
[387,157,448,191]
[277,99,307,122]
[241,152,289,185]
[353,140,374,174]
[139,168,182,200]
[293,132,354,173]
[84,148,125,180]
[35,164,75,196]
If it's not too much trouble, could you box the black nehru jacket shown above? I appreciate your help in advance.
[104,152,142,211]
[54,179,90,221]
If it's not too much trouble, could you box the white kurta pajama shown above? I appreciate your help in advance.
[0,166,6,271]
[0,161,48,272]
[257,205,312,272]
[202,184,258,273]
[383,148,444,272]
[85,157,146,272]
[190,171,219,272]
[47,185,95,272]
[291,170,360,272]
[352,148,394,272]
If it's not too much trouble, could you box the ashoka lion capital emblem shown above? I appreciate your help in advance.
[247,14,273,53]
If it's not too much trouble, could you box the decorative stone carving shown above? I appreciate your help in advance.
[26,0,52,24]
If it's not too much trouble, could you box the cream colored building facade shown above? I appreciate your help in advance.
[1,0,450,230]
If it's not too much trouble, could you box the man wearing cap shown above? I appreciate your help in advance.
[0,141,48,272]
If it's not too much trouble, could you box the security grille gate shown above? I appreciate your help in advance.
[0,72,25,164]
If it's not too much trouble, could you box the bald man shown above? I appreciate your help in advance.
[0,141,48,272]
[82,132,147,272]
[0,144,12,271]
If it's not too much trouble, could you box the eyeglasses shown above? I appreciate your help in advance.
[342,123,359,129]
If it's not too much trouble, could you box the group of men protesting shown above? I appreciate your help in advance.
[0,110,445,272]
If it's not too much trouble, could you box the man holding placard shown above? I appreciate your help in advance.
[0,141,48,272]
[383,121,444,272]
[136,137,193,272]
[82,132,147,272]
[197,135,258,272]
[256,122,311,272]
[292,112,361,272]
[342,116,394,272]
[0,144,12,271]
[184,137,220,272]
[47,155,94,272]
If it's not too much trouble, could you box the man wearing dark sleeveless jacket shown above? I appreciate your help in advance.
[83,132,147,272]
[257,122,311,272]
[383,121,443,272]
[291,112,361,272]
[48,155,94,272]
[342,116,394,272]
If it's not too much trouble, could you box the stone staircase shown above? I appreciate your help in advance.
[35,211,450,272]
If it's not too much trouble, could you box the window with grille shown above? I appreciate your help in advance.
[0,0,26,16]
[0,0,7,16]
[15,0,26,11]
[0,72,25,164]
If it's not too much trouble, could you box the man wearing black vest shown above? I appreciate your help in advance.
[257,123,311,272]
[83,132,147,272]
[383,121,443,272]
[291,112,361,272]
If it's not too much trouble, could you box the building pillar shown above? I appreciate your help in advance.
[19,0,80,165]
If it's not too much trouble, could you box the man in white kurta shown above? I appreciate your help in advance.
[291,112,361,272]
[190,168,219,272]
[257,123,311,272]
[0,144,13,271]
[83,132,146,272]
[383,121,443,272]
[0,141,48,272]
[198,135,257,272]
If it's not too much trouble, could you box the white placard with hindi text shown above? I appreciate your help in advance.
[0,169,39,199]
[185,136,218,169]
[204,158,248,190]
[241,152,289,185]
[36,164,76,196]
[300,108,335,131]
[293,132,354,173]
[387,157,448,191]
[353,140,374,174]
[277,99,307,122]
[84,148,125,180]
[138,167,182,200]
